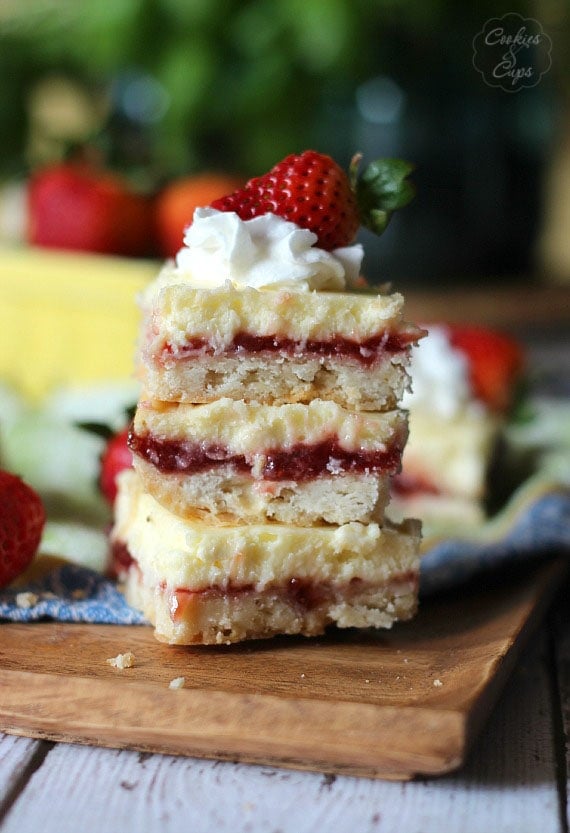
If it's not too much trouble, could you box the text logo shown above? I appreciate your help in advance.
[472,13,552,92]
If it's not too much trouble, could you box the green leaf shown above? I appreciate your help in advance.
[355,157,415,236]
[366,208,390,236]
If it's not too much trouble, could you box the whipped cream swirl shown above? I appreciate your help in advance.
[170,208,363,291]
[402,325,481,418]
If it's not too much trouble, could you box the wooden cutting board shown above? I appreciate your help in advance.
[0,559,565,780]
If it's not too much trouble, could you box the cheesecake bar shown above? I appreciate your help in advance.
[390,323,523,538]
[112,469,421,645]
[129,397,407,525]
[390,412,498,529]
[138,278,421,411]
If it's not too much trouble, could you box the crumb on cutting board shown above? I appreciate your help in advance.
[15,591,39,609]
[169,676,185,690]
[107,651,136,670]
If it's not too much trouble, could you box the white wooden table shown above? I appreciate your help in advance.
[1,302,569,833]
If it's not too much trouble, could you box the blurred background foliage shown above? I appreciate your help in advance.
[0,0,568,284]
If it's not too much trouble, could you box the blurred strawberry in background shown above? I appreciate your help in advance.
[448,326,525,413]
[0,470,46,588]
[155,172,244,259]
[99,427,133,504]
[27,161,155,258]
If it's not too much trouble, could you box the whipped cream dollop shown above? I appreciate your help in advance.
[402,325,480,418]
[169,208,363,291]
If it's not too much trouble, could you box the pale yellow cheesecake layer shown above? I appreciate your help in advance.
[142,281,414,351]
[132,398,407,455]
[402,409,498,499]
[113,470,421,592]
[389,492,485,539]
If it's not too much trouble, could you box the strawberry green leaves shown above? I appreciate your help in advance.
[350,155,415,237]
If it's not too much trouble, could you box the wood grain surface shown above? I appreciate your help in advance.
[404,283,570,329]
[0,559,565,781]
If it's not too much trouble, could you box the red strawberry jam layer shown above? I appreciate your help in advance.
[110,540,135,578]
[391,472,441,497]
[159,328,420,367]
[128,431,406,480]
[112,544,418,624]
[166,573,418,621]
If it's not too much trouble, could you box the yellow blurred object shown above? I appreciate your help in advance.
[0,246,158,401]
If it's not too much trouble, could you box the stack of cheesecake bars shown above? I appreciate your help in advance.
[111,273,423,644]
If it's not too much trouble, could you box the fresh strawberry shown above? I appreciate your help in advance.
[0,470,46,588]
[28,162,155,257]
[99,427,133,504]
[155,172,244,259]
[210,150,415,250]
[448,326,524,412]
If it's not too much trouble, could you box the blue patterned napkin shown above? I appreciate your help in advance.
[420,489,570,595]
[0,563,146,624]
[0,488,568,624]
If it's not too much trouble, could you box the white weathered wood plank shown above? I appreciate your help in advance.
[0,629,561,833]
[552,578,570,829]
[391,628,562,833]
[0,733,42,811]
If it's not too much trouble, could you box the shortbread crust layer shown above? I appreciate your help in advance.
[131,459,391,525]
[139,353,409,410]
[119,561,419,645]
